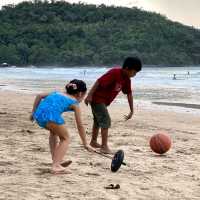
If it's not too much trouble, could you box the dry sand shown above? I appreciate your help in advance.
[0,91,200,200]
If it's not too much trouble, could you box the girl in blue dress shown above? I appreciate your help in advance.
[30,79,93,174]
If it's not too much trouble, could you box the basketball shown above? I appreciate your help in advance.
[150,133,171,154]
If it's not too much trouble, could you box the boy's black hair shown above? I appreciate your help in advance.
[122,57,142,72]
[65,79,87,95]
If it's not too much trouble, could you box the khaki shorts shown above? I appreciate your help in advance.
[91,103,111,129]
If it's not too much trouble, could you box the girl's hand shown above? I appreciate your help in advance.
[29,114,34,122]
[84,145,94,152]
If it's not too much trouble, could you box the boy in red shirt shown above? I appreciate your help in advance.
[85,57,142,154]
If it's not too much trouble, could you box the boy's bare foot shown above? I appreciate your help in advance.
[100,147,113,154]
[61,160,72,167]
[90,141,101,148]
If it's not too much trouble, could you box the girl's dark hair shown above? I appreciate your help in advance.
[65,79,87,95]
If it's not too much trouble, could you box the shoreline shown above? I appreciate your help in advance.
[152,101,200,110]
[1,87,200,115]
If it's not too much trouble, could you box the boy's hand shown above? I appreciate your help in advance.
[84,95,92,106]
[124,111,134,121]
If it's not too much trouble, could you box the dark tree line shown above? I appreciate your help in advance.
[0,0,200,66]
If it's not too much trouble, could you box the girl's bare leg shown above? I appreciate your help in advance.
[46,122,70,173]
[49,131,72,167]
[49,132,59,160]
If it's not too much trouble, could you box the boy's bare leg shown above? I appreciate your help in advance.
[100,128,112,154]
[90,124,101,148]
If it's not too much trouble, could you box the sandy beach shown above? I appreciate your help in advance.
[0,90,200,200]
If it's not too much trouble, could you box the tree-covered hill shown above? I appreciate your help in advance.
[0,1,200,66]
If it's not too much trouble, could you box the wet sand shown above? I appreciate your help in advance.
[153,102,200,109]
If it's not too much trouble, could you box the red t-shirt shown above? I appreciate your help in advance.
[92,67,132,105]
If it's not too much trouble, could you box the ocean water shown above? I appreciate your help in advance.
[0,66,200,113]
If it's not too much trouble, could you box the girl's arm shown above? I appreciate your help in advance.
[30,92,49,121]
[70,104,93,152]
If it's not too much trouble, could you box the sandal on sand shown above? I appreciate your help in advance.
[104,184,120,189]
[61,160,72,167]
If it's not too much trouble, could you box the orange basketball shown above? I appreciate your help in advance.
[150,133,171,154]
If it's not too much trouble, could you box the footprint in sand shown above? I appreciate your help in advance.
[0,112,7,115]
[89,162,102,167]
[0,169,20,174]
[20,129,35,134]
[0,161,13,166]
[40,162,52,167]
[36,167,72,175]
[176,149,191,155]
[29,146,46,152]
[85,172,101,176]
[35,168,52,175]
[77,161,87,165]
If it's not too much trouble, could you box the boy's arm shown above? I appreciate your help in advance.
[30,92,49,121]
[85,69,116,105]
[124,92,134,120]
[71,104,93,152]
[84,80,99,105]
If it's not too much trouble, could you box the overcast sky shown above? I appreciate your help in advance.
[0,0,199,28]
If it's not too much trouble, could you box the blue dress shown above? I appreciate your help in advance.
[33,92,78,128]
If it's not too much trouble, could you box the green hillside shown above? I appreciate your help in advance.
[0,1,200,66]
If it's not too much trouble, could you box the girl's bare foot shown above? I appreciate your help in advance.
[90,141,101,148]
[51,164,71,174]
